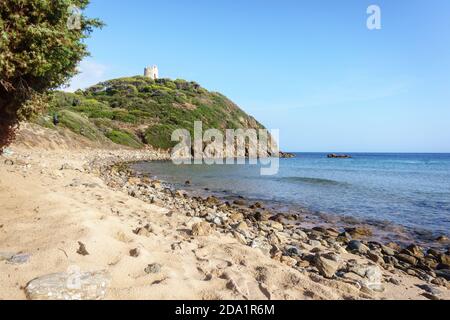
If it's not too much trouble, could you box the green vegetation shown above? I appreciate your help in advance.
[37,76,265,149]
[0,0,102,150]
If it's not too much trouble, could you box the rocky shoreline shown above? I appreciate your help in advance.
[92,155,450,299]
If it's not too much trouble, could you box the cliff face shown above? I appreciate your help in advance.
[35,76,269,152]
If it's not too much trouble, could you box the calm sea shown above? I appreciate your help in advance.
[133,153,450,243]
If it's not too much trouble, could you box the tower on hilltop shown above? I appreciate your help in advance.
[144,65,159,80]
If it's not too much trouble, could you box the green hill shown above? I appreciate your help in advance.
[35,76,266,150]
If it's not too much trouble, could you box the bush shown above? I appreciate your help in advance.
[105,129,143,148]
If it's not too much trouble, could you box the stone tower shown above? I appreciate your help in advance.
[144,65,159,80]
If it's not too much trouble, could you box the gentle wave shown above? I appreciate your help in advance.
[277,176,348,186]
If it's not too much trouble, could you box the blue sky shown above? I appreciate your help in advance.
[70,0,450,152]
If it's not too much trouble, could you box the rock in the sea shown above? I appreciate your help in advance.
[25,271,110,300]
[191,222,212,236]
[314,254,341,278]
[347,240,369,254]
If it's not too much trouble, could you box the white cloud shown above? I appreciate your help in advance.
[62,59,108,92]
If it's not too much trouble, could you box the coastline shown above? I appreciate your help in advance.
[0,124,449,300]
[131,159,449,250]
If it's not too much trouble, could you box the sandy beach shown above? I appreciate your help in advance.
[0,124,449,300]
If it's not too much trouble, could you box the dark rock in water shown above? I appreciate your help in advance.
[347,240,369,254]
[279,152,295,159]
[327,154,352,159]
[396,253,418,266]
[145,263,162,274]
[77,242,89,256]
[185,180,191,185]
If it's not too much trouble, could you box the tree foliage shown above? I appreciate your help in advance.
[0,0,102,151]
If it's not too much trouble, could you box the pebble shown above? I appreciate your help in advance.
[6,253,31,265]
[145,263,162,274]
[76,242,89,256]
[129,248,140,258]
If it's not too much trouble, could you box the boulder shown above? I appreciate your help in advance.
[348,264,383,292]
[25,271,110,300]
[314,254,341,278]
